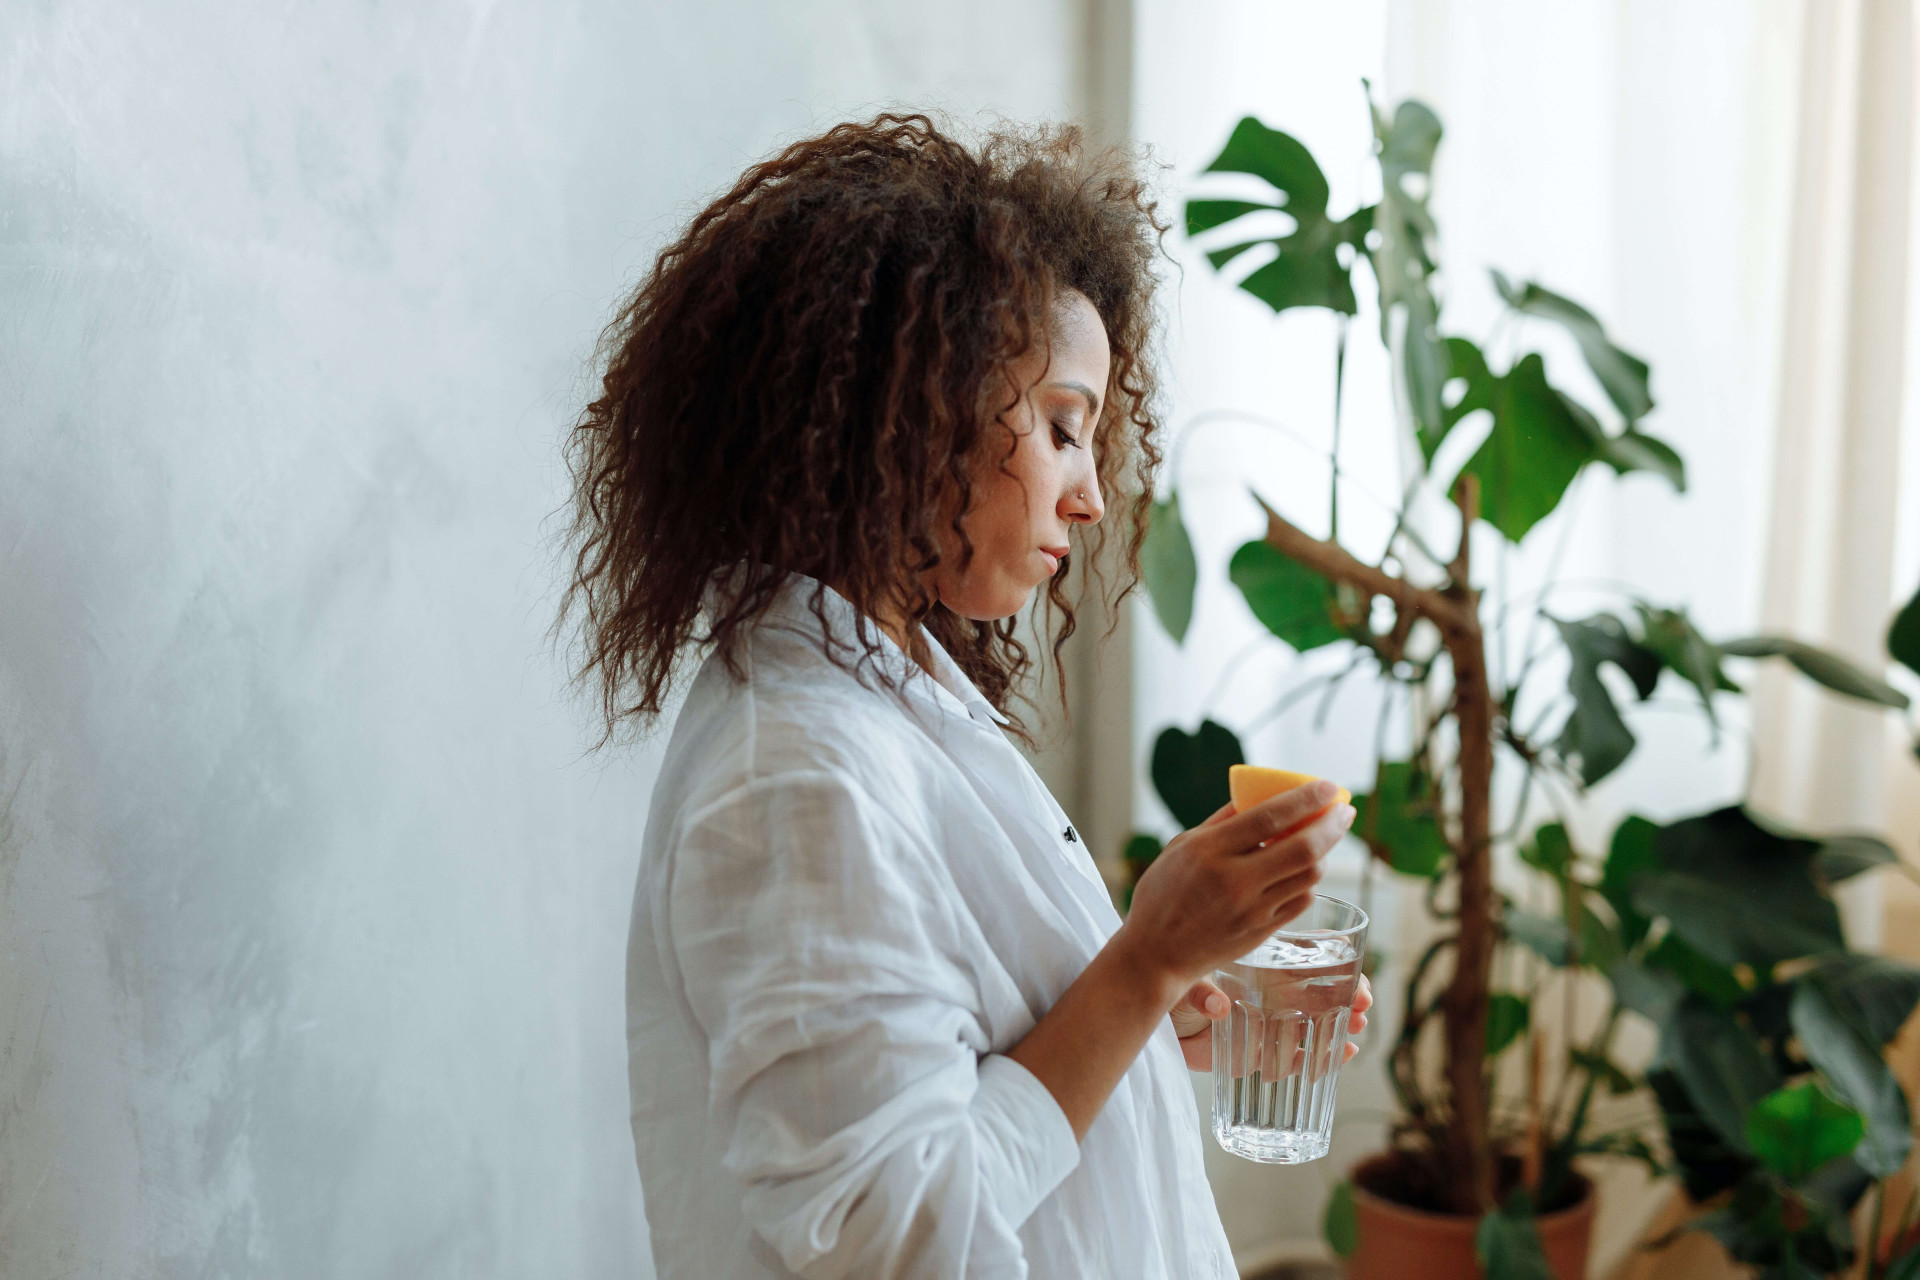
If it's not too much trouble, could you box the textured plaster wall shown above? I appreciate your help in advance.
[0,4,1079,1276]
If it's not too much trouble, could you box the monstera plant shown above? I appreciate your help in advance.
[1128,89,1920,1277]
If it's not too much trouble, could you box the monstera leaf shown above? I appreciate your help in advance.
[1636,604,1739,727]
[1492,270,1654,422]
[1187,116,1372,316]
[1367,94,1447,438]
[1553,613,1661,786]
[1428,339,1684,542]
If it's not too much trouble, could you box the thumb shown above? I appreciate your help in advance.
[1170,979,1230,1038]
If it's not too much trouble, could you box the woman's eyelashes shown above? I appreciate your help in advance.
[1052,420,1082,449]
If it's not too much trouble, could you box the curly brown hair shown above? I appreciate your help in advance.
[559,112,1167,748]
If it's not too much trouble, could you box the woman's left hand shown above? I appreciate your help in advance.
[1170,973,1372,1072]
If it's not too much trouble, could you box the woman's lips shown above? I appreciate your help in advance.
[1039,547,1068,575]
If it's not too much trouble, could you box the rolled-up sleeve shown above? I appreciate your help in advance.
[667,768,1080,1279]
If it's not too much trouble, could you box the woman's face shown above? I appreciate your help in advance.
[926,290,1110,622]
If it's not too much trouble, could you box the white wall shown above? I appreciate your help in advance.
[0,4,1083,1276]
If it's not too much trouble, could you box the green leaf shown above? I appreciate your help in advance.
[1463,353,1597,543]
[1633,807,1845,969]
[1665,995,1783,1151]
[1553,390,1685,493]
[1554,613,1661,786]
[1366,94,1447,439]
[1486,992,1531,1056]
[1324,1180,1359,1257]
[1227,539,1346,651]
[1570,1048,1638,1095]
[1718,635,1910,710]
[1648,1066,1752,1201]
[1891,581,1920,679]
[1185,198,1278,237]
[1801,953,1920,1044]
[1119,833,1164,914]
[1350,759,1450,878]
[1142,495,1198,643]
[1645,934,1745,1008]
[1520,821,1574,877]
[1595,428,1687,492]
[1746,807,1903,883]
[1745,1082,1863,1183]
[1475,1189,1555,1280]
[1575,899,1626,970]
[1506,910,1572,965]
[1636,604,1739,725]
[1610,958,1684,1024]
[1428,335,1495,462]
[1601,815,1662,946]
[1195,117,1368,315]
[1149,719,1244,830]
[1122,832,1163,877]
[1491,270,1656,421]
[1790,977,1911,1177]
[1817,834,1899,882]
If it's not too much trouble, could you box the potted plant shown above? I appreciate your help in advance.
[1125,89,1920,1278]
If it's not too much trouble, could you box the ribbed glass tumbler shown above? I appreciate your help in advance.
[1210,894,1370,1163]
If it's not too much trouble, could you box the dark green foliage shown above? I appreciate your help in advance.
[1475,1190,1554,1280]
[1193,116,1372,315]
[1664,996,1782,1150]
[1323,1180,1358,1257]
[1149,719,1244,830]
[1553,614,1662,785]
[1485,993,1530,1056]
[1634,808,1844,970]
[1890,580,1920,679]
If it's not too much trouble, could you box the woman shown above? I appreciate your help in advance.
[562,114,1368,1279]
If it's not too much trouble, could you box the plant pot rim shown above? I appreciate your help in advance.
[1347,1150,1595,1226]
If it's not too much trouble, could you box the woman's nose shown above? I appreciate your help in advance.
[1065,476,1104,524]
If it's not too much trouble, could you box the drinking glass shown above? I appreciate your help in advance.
[1210,894,1370,1163]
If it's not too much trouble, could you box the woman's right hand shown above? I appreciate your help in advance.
[1113,780,1356,996]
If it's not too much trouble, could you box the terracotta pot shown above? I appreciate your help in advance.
[1343,1152,1595,1280]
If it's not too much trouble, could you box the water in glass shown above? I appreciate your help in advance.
[1210,921,1363,1163]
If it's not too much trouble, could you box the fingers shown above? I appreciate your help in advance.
[1197,801,1237,828]
[1205,779,1345,856]
[1248,804,1355,889]
[1190,979,1228,1019]
[1170,979,1230,1041]
[1342,976,1372,1063]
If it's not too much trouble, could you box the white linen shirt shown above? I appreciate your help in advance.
[626,570,1236,1279]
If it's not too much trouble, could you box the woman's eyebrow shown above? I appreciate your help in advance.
[1049,380,1101,416]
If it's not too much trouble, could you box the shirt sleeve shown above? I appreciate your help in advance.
[666,767,1081,1279]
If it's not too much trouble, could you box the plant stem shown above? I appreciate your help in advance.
[1331,316,1349,543]
[1439,473,1497,1213]
[1868,1177,1888,1280]
[1250,479,1496,1212]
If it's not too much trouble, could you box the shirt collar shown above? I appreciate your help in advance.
[705,564,1013,728]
